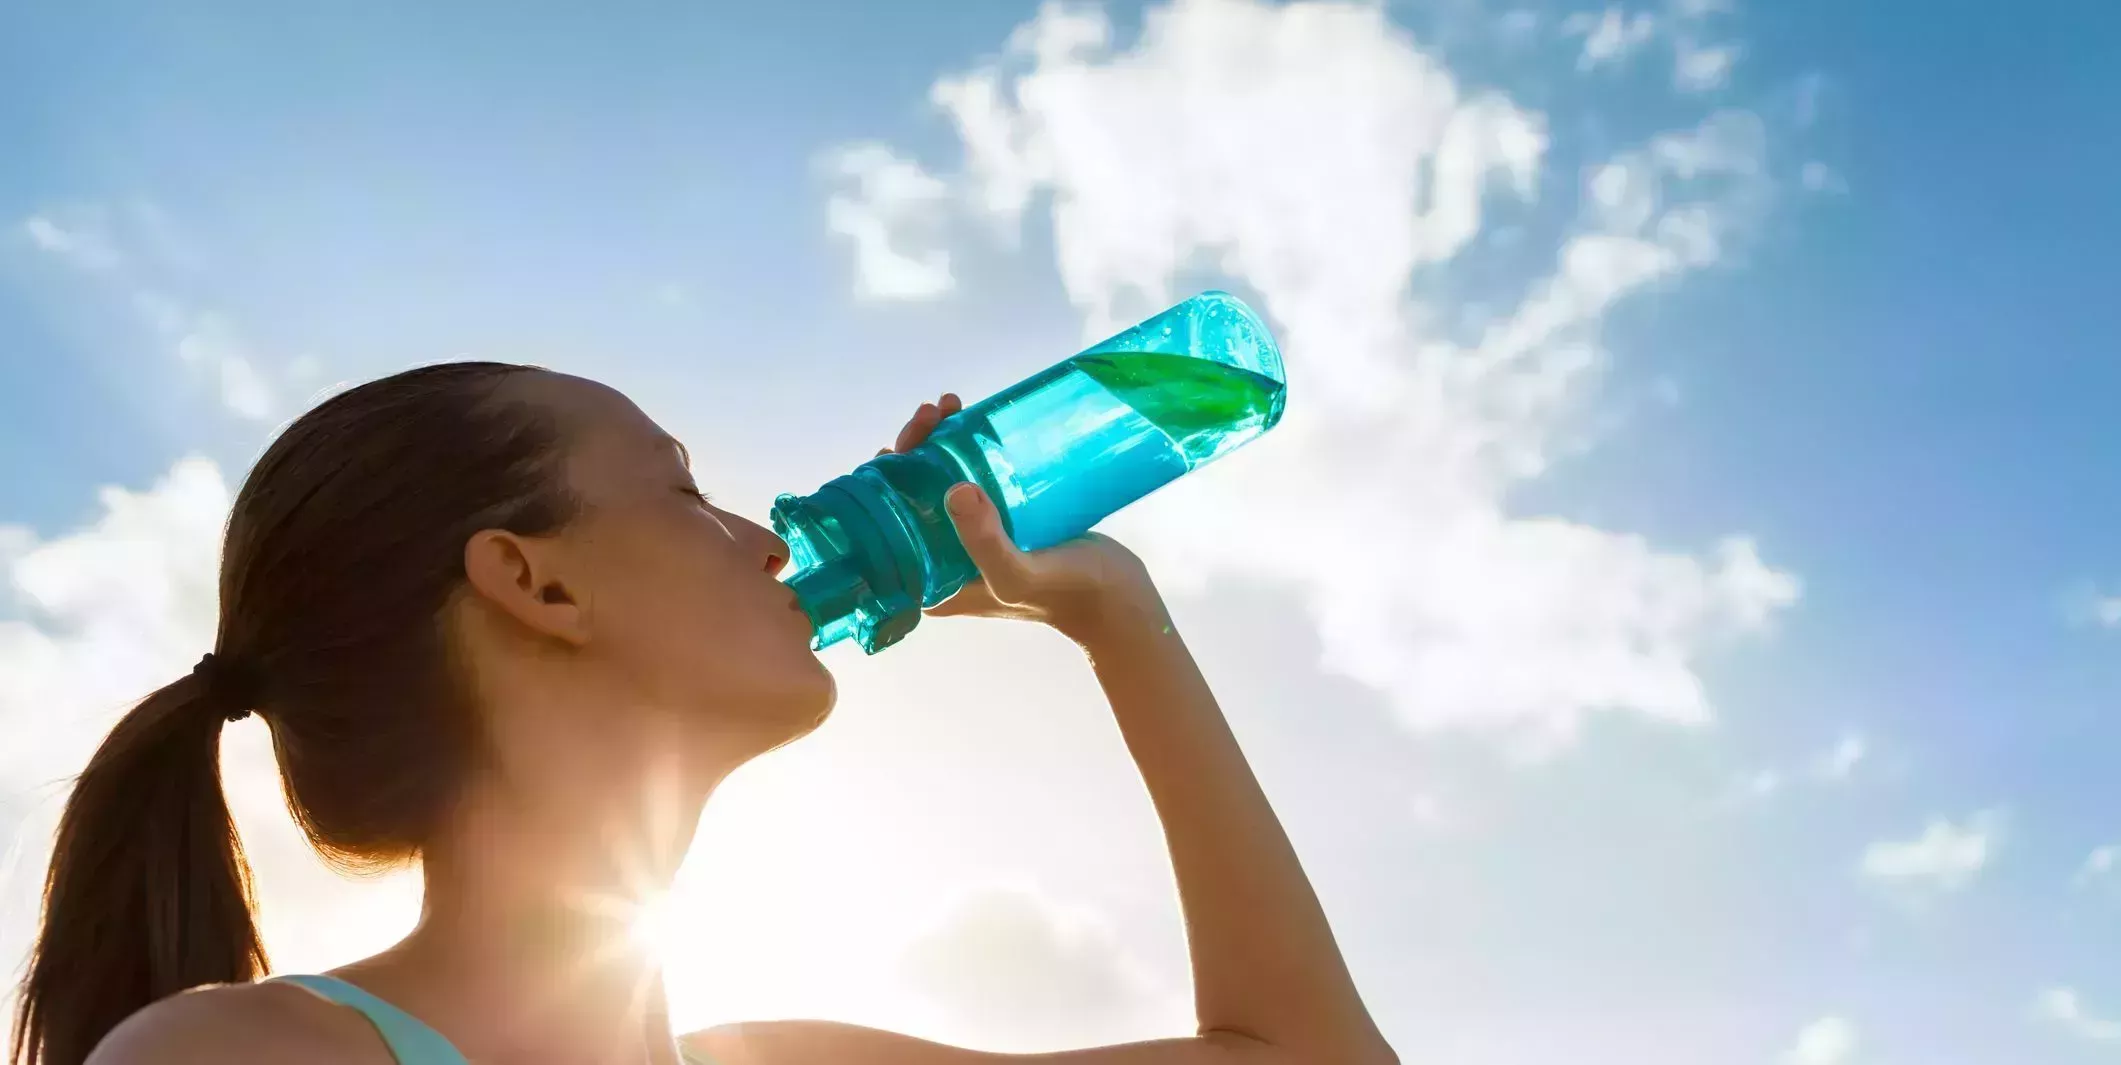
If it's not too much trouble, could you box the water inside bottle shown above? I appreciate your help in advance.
[1072,351,1285,463]
[941,349,1285,553]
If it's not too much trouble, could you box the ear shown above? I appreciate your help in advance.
[463,529,592,647]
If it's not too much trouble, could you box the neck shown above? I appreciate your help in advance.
[372,748,726,1065]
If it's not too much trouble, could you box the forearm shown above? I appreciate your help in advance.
[1070,595,1394,1065]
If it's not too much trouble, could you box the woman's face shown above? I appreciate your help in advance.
[518,372,834,751]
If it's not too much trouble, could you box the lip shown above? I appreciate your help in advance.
[782,586,815,638]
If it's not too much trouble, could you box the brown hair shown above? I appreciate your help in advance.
[9,362,579,1065]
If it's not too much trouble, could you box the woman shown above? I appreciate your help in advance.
[10,363,1395,1065]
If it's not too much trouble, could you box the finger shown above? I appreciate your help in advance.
[924,577,1002,618]
[944,483,1034,601]
[890,404,928,453]
[939,392,963,417]
[892,402,941,454]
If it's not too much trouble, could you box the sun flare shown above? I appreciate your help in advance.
[628,891,677,961]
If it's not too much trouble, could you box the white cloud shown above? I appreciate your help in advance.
[0,461,418,1015]
[169,309,274,421]
[1672,0,1734,22]
[1735,769,1782,800]
[1783,1015,1857,1065]
[1673,40,1739,92]
[2060,584,2121,630]
[1649,109,1767,180]
[1813,731,1866,780]
[0,459,228,766]
[1799,161,1842,194]
[844,0,1794,748]
[2035,986,2121,1044]
[900,884,1182,1052]
[1860,810,2001,894]
[2074,844,2118,889]
[1722,731,1865,808]
[825,143,955,301]
[1563,8,1660,70]
[1497,10,1542,41]
[19,206,278,419]
[1557,4,1738,94]
[0,460,233,990]
[22,213,123,272]
[2093,594,2121,628]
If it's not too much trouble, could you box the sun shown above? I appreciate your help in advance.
[628,890,678,961]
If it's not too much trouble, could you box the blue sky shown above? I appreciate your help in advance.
[4,1,2120,1063]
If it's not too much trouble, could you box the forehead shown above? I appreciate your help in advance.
[506,371,683,490]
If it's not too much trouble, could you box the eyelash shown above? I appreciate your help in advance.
[681,486,712,507]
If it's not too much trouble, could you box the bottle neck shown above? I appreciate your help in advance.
[772,472,926,653]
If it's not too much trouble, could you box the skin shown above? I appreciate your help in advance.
[87,373,1396,1065]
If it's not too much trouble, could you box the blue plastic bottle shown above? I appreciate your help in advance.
[773,291,1286,653]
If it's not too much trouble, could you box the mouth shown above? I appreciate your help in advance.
[782,586,818,641]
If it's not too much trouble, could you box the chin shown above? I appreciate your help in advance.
[789,662,839,732]
[751,656,839,749]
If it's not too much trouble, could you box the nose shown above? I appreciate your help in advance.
[736,514,790,575]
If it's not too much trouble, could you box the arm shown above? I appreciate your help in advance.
[694,399,1395,1065]
[1067,581,1393,1063]
[689,1020,1310,1065]
[692,568,1391,1065]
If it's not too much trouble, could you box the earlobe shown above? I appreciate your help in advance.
[463,530,592,646]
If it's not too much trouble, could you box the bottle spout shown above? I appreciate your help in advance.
[771,479,926,654]
[785,557,865,649]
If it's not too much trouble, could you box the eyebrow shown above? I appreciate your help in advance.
[660,435,692,471]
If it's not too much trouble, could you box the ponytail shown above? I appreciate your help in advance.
[11,362,577,1061]
[9,665,267,1065]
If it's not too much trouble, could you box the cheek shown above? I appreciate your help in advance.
[579,513,728,648]
[589,515,822,701]
[617,534,745,647]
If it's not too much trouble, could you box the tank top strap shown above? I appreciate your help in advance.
[272,974,470,1065]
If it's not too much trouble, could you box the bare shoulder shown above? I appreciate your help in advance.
[87,981,384,1065]
[683,1020,1270,1065]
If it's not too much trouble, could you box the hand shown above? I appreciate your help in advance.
[881,394,1165,641]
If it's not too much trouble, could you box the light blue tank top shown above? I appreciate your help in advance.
[274,975,717,1064]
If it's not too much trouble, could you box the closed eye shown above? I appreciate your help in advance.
[677,485,713,507]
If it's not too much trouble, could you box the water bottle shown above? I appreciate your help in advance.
[773,291,1286,653]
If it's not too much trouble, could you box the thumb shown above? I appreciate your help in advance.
[945,483,1034,599]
